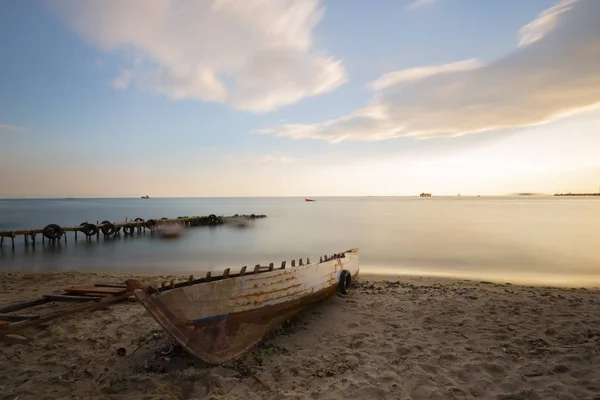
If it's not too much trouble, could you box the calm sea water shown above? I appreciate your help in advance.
[0,197,599,286]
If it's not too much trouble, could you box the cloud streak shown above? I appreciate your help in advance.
[55,0,346,112]
[260,0,600,143]
[0,123,21,132]
[407,0,436,10]
[370,59,484,91]
[519,0,579,46]
[226,154,298,164]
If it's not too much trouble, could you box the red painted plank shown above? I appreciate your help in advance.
[65,286,128,296]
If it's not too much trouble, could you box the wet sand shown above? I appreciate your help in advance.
[1,271,600,400]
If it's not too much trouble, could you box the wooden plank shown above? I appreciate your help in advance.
[69,292,110,297]
[44,295,101,302]
[65,286,128,295]
[2,334,30,345]
[1,291,132,335]
[94,284,128,288]
[0,313,39,322]
[0,298,49,314]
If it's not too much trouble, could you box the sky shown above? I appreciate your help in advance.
[1,0,599,198]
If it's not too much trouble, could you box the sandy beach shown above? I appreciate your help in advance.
[1,271,599,400]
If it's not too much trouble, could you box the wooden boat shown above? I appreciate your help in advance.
[305,198,316,202]
[126,248,359,365]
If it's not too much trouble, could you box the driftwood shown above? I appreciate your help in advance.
[0,284,133,337]
[0,298,48,314]
[1,291,132,335]
[43,294,103,302]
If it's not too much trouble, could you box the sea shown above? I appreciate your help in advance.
[0,196,599,287]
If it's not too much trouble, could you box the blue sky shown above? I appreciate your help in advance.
[1,0,599,197]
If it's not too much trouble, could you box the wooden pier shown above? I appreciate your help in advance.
[0,213,266,250]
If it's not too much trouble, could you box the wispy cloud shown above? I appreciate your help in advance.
[259,0,600,143]
[110,69,133,90]
[370,59,483,90]
[407,0,436,10]
[55,0,346,113]
[0,123,21,131]
[225,154,298,164]
[198,146,217,153]
[259,155,297,163]
[519,0,579,46]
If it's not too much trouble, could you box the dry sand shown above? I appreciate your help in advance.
[1,271,600,400]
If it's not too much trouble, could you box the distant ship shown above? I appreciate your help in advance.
[305,198,316,202]
[419,193,432,197]
[141,195,150,199]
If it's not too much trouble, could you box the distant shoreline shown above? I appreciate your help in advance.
[553,193,600,196]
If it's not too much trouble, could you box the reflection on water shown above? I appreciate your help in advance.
[0,197,599,287]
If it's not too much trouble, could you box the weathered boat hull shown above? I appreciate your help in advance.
[126,249,359,364]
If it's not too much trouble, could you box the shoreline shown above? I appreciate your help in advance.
[1,268,599,290]
[1,271,599,399]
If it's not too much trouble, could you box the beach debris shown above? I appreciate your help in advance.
[2,333,30,345]
[545,327,556,336]
[0,284,132,336]
[527,338,550,349]
[521,363,546,377]
[160,343,175,355]
[251,374,272,391]
[552,364,570,374]
[133,332,199,374]
[311,357,357,378]
[116,347,126,356]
